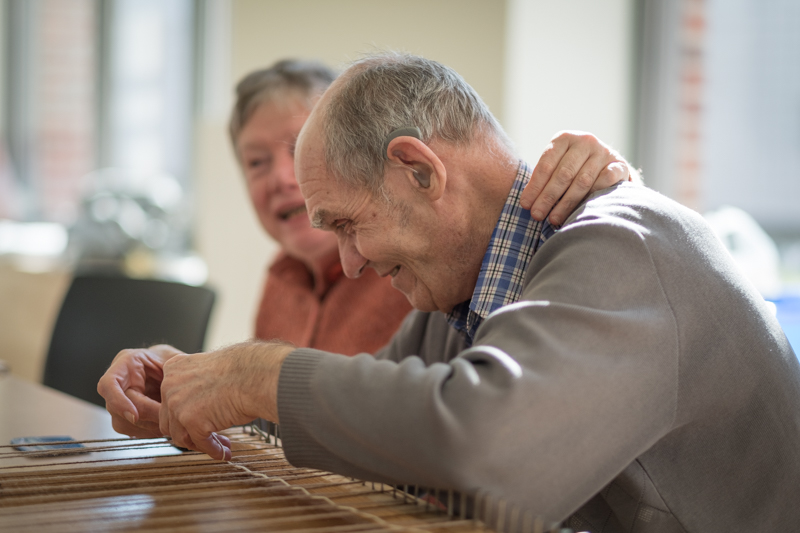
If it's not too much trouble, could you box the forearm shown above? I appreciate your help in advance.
[211,339,295,423]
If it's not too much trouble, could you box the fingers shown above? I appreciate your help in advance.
[158,402,189,448]
[158,375,198,452]
[99,378,139,426]
[98,347,170,434]
[159,403,232,461]
[176,431,232,461]
[547,159,630,225]
[148,344,187,359]
[215,434,232,449]
[594,162,629,191]
[522,131,632,225]
[520,138,570,215]
[112,406,229,461]
[545,152,608,226]
[126,388,161,424]
[529,142,594,224]
[110,412,163,439]
[98,359,140,430]
[204,432,233,461]
[159,396,172,441]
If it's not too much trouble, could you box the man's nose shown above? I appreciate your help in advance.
[338,236,367,279]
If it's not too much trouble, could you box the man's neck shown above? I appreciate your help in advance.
[438,137,520,309]
[456,143,519,252]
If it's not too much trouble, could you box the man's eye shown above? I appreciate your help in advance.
[334,220,350,233]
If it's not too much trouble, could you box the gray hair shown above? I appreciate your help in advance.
[229,59,337,147]
[322,53,511,193]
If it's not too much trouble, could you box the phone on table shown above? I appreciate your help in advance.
[10,436,87,455]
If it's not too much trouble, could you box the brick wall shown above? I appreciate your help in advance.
[36,0,97,223]
[676,0,705,211]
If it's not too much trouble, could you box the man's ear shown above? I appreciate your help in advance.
[385,136,446,201]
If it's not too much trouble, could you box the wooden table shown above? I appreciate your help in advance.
[0,376,493,532]
[0,374,180,467]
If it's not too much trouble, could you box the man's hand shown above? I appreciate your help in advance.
[520,131,641,226]
[97,344,183,439]
[159,341,294,460]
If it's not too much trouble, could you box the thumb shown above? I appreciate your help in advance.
[191,430,232,461]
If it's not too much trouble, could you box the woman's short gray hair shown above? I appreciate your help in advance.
[323,53,509,193]
[229,59,337,147]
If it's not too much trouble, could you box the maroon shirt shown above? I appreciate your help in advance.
[255,253,413,355]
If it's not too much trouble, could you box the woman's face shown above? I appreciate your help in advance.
[236,99,339,266]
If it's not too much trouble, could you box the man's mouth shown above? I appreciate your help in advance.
[279,205,307,220]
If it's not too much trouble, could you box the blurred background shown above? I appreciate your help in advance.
[0,0,798,383]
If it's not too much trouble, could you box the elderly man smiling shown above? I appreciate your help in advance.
[99,54,800,531]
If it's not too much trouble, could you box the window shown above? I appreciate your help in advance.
[0,0,196,231]
[0,0,200,270]
[1,0,98,222]
[635,0,800,293]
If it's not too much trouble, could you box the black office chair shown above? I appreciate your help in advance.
[42,275,216,407]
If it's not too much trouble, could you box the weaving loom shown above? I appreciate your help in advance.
[0,425,571,533]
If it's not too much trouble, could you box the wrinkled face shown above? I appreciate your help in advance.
[236,99,338,265]
[296,119,474,313]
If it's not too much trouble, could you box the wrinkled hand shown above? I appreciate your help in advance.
[159,341,294,460]
[97,344,183,439]
[521,131,640,225]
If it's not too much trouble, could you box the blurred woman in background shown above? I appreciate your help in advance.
[230,60,412,354]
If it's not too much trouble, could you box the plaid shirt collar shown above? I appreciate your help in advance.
[445,161,556,346]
